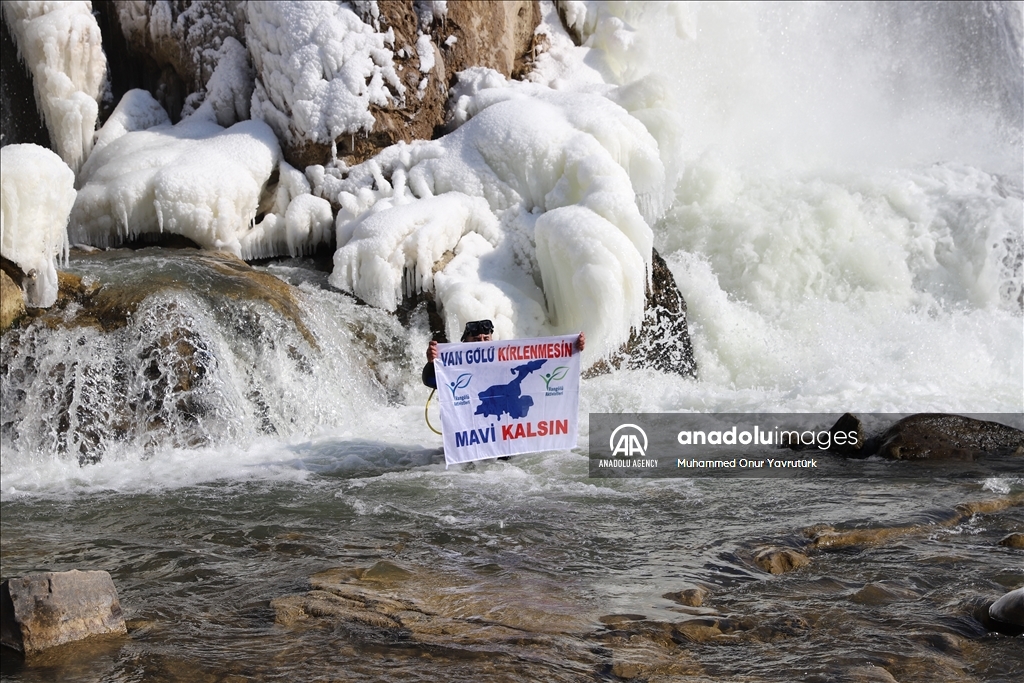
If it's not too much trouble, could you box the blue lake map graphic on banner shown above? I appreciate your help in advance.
[434,335,581,466]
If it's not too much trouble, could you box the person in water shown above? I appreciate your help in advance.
[421,319,585,389]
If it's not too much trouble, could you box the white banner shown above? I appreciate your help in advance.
[434,334,581,466]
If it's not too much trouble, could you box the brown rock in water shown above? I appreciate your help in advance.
[998,532,1024,549]
[662,586,711,607]
[273,561,591,646]
[0,570,127,655]
[28,248,313,347]
[877,413,1024,461]
[753,547,810,575]
[1,267,27,332]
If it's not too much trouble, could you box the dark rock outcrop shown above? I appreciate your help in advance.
[587,248,697,378]
[1,570,127,655]
[876,413,1024,461]
[825,412,867,456]
[987,587,1024,635]
[0,11,50,149]
[812,413,1024,461]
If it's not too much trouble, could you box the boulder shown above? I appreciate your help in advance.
[826,412,868,456]
[753,547,810,575]
[1,266,26,331]
[987,589,1024,634]
[998,532,1024,549]
[662,586,711,607]
[0,570,127,655]
[988,587,1024,631]
[877,414,1024,461]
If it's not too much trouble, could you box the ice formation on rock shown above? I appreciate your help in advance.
[1,1,107,172]
[325,71,664,359]
[113,0,250,125]
[0,144,76,307]
[245,2,405,154]
[69,89,283,259]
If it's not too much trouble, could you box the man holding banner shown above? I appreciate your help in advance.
[423,321,585,467]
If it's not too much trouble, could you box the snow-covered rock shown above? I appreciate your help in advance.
[245,2,405,167]
[69,93,286,259]
[1,1,107,172]
[0,144,76,308]
[325,75,663,360]
[112,0,250,125]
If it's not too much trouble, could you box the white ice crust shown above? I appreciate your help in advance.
[246,2,404,150]
[113,1,251,126]
[326,73,664,360]
[1,144,76,307]
[31,0,676,360]
[70,90,284,259]
[1,1,107,172]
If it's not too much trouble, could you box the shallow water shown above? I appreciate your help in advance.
[3,440,1023,682]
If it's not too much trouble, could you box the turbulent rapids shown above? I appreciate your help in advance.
[1,2,1022,682]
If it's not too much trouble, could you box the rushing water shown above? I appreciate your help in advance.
[2,2,1023,681]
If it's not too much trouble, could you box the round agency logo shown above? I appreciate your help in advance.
[609,423,648,457]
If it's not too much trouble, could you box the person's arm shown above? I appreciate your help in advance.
[422,340,439,388]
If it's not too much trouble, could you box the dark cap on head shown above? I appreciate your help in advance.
[461,319,494,341]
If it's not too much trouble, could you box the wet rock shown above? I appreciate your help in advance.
[998,532,1024,548]
[0,570,127,655]
[662,585,710,607]
[842,665,900,683]
[586,249,698,378]
[273,562,590,647]
[753,546,810,574]
[806,493,1024,551]
[670,617,726,642]
[598,613,647,626]
[913,631,964,655]
[987,587,1024,634]
[827,412,868,456]
[850,582,920,606]
[877,413,1024,461]
[42,248,314,345]
[594,622,704,680]
[1,266,27,331]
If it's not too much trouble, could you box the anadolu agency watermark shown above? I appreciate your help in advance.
[588,413,1024,479]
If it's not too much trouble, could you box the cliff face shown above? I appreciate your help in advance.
[85,1,540,169]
